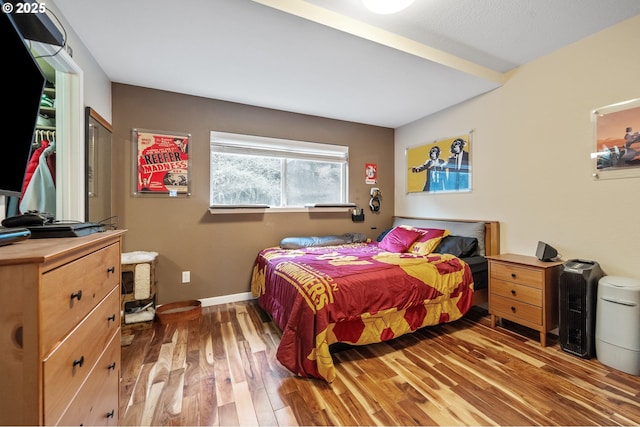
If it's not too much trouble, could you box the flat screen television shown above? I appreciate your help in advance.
[0,8,46,198]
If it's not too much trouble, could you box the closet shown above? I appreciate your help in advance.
[21,62,57,216]
[4,62,56,218]
[3,39,85,222]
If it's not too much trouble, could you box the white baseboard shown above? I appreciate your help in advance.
[199,292,255,307]
[155,292,256,309]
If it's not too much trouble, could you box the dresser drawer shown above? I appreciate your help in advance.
[43,287,120,423]
[53,331,120,426]
[491,294,542,326]
[491,262,543,288]
[40,243,120,352]
[490,278,542,306]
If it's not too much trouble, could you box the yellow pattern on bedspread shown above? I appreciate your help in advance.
[251,243,474,382]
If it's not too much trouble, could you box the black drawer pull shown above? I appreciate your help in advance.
[108,362,116,370]
[73,356,85,368]
[106,410,115,419]
[107,266,115,274]
[70,290,83,301]
[511,306,516,312]
[511,289,516,296]
[511,273,516,278]
[108,314,116,323]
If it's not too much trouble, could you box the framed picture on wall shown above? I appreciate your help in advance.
[592,98,640,180]
[406,132,473,193]
[132,128,191,196]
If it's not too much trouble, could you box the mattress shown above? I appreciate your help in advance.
[464,255,488,291]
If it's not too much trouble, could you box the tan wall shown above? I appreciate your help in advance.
[395,15,640,278]
[112,84,394,304]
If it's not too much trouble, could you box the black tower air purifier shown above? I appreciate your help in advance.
[558,259,604,358]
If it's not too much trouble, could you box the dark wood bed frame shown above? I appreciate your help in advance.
[392,217,501,307]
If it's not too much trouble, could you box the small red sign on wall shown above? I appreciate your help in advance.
[365,163,377,184]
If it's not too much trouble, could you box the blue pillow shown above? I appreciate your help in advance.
[376,228,393,242]
[280,233,367,249]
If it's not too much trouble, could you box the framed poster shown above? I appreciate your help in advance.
[592,98,640,180]
[406,132,472,193]
[365,163,377,184]
[133,129,191,196]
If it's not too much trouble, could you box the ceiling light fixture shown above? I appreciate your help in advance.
[362,0,415,14]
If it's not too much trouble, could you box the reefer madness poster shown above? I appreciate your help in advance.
[135,130,190,195]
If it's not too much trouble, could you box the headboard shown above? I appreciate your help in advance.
[392,216,500,256]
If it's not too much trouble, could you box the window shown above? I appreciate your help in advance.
[210,131,349,209]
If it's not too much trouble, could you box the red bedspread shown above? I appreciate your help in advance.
[250,242,474,382]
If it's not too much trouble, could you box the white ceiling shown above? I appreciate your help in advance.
[53,0,640,128]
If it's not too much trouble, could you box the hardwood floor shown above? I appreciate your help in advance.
[120,301,640,426]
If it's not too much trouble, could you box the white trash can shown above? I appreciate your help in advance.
[595,276,640,375]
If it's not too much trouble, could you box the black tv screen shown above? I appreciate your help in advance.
[0,8,46,198]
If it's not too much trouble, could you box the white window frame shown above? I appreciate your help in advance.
[209,131,350,213]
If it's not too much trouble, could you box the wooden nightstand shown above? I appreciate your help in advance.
[487,254,563,346]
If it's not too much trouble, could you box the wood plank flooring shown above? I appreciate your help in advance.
[120,301,640,426]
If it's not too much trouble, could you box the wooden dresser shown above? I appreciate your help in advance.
[0,230,126,426]
[487,253,563,346]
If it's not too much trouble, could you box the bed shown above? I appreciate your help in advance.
[250,217,500,382]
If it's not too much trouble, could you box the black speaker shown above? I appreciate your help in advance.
[558,259,604,358]
[536,241,558,261]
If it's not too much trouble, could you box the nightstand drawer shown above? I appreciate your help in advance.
[491,262,543,288]
[491,278,542,306]
[491,294,542,325]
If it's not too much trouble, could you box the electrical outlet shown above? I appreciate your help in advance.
[181,271,190,283]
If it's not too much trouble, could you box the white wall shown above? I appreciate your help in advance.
[49,0,112,122]
[395,14,640,278]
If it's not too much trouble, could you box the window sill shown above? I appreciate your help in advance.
[208,206,355,214]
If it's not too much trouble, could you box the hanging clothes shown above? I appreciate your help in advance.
[20,138,56,215]
[46,133,56,186]
[21,139,48,197]
[6,140,47,217]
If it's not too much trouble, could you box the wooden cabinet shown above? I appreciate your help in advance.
[0,230,125,426]
[487,253,563,346]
